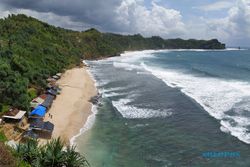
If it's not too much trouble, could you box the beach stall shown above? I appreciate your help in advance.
[56,73,62,78]
[46,77,57,83]
[39,94,47,100]
[2,108,26,124]
[29,119,54,139]
[51,86,62,94]
[46,83,54,89]
[30,96,45,109]
[29,105,46,119]
[47,89,58,97]
[46,77,57,86]
[52,75,60,80]
[41,94,54,109]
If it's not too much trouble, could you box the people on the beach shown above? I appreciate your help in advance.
[48,113,53,119]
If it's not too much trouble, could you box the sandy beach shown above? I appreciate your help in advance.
[43,67,97,144]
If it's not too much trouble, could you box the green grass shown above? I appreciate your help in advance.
[0,131,7,142]
[0,104,10,118]
[18,161,31,167]
[0,104,10,113]
[28,88,38,100]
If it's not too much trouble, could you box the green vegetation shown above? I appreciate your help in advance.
[0,14,225,111]
[0,104,10,114]
[15,138,89,167]
[18,161,31,167]
[0,14,82,110]
[0,138,88,167]
[0,131,7,142]
[27,88,38,100]
[0,142,16,167]
[77,31,225,59]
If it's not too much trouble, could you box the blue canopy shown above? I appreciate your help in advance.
[30,105,46,117]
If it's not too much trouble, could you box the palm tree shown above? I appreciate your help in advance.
[15,139,40,165]
[63,146,90,167]
[39,138,65,167]
[14,138,90,167]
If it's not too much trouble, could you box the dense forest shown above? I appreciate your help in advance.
[0,14,225,111]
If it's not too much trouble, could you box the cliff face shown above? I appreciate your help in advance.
[0,14,225,110]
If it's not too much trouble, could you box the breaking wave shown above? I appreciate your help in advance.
[142,62,250,144]
[112,98,172,119]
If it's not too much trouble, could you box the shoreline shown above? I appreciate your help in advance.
[70,65,99,146]
[70,104,98,146]
[42,66,97,145]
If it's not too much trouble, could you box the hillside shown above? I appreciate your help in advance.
[0,14,225,110]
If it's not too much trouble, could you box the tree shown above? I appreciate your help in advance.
[39,138,65,166]
[15,139,40,165]
[14,138,90,167]
[64,146,90,167]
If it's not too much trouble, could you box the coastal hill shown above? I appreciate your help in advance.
[0,14,225,110]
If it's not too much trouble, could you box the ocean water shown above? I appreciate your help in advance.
[75,49,250,167]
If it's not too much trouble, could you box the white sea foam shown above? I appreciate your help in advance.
[95,80,110,87]
[118,50,157,62]
[142,63,250,144]
[83,62,100,90]
[105,48,246,68]
[70,105,98,146]
[98,87,130,98]
[110,49,238,72]
[220,120,250,144]
[108,50,158,71]
[100,87,126,93]
[113,62,142,71]
[136,71,151,75]
[88,50,250,143]
[121,50,165,57]
[112,98,172,119]
[103,92,127,98]
[226,48,248,51]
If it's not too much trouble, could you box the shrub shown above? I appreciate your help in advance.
[0,142,16,167]
[28,88,38,100]
[0,131,7,142]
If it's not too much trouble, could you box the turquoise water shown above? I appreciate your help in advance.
[76,49,250,167]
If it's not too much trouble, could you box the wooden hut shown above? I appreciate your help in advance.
[30,96,45,109]
[29,119,54,139]
[41,94,54,109]
[2,108,26,124]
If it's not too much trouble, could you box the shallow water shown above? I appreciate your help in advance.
[76,49,250,167]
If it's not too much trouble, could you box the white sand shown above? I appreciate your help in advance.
[43,67,97,144]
